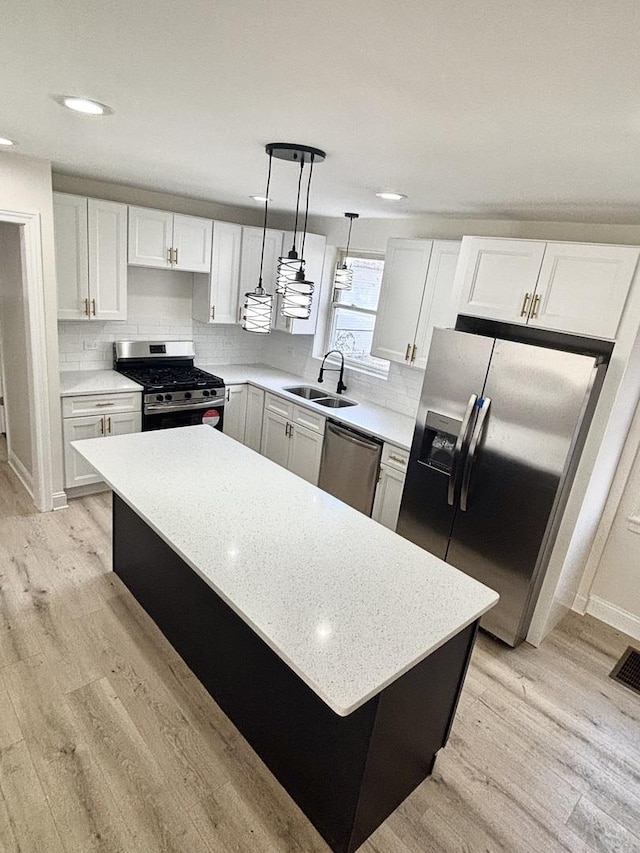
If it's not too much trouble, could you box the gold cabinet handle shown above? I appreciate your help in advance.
[100,418,104,435]
[410,344,417,363]
[405,343,412,362]
[167,247,172,264]
[520,292,531,317]
[531,293,541,319]
[389,454,406,465]
[106,416,111,433]
[84,297,89,316]
[211,305,215,321]
[91,298,96,316]
[95,401,115,408]
[173,247,178,265]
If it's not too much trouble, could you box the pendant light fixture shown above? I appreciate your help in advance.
[241,148,275,334]
[334,212,359,290]
[263,143,326,320]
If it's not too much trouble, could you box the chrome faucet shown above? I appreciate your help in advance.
[318,350,347,395]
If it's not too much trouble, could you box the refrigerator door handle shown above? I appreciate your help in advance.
[447,393,478,506]
[460,397,491,512]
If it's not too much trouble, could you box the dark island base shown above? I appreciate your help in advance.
[112,495,478,853]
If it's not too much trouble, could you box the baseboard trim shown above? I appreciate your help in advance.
[65,482,110,500]
[8,450,34,499]
[586,595,640,642]
[52,490,68,510]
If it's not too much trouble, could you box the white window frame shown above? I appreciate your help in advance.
[324,250,390,378]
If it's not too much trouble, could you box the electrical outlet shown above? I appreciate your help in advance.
[83,340,99,351]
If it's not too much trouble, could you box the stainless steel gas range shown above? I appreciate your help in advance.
[114,341,226,431]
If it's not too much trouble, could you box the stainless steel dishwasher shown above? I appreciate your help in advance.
[318,420,383,516]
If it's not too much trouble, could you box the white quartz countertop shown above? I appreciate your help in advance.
[59,370,143,397]
[72,425,498,716]
[197,362,416,450]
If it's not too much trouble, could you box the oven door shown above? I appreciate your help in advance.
[143,401,225,432]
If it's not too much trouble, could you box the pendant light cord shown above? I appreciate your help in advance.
[345,215,354,257]
[291,158,304,253]
[300,154,314,264]
[258,149,273,291]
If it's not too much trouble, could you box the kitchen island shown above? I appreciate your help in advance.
[72,425,498,853]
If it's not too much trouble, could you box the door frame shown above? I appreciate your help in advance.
[0,208,56,511]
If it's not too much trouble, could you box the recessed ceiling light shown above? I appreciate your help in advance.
[0,137,16,147]
[375,191,407,201]
[250,195,271,203]
[58,96,113,116]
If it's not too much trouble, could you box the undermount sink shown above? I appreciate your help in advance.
[284,385,327,400]
[314,397,357,408]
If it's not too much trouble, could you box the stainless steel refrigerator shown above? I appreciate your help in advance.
[397,328,605,646]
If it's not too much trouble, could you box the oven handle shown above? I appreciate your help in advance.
[145,398,225,414]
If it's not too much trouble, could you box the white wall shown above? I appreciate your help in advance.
[0,224,33,486]
[0,152,63,507]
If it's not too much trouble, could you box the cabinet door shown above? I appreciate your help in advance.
[222,385,248,442]
[275,232,327,335]
[173,214,213,273]
[244,386,265,451]
[529,243,640,339]
[260,410,290,467]
[456,237,546,323]
[88,199,127,321]
[128,207,172,268]
[54,193,89,320]
[63,415,104,487]
[240,227,284,298]
[105,411,142,436]
[413,240,461,369]
[372,464,406,531]
[288,423,324,485]
[371,239,433,364]
[193,221,242,324]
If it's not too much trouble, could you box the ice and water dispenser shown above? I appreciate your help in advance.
[418,411,461,474]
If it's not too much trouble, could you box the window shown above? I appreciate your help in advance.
[326,252,389,375]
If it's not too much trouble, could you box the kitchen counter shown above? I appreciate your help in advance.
[72,424,498,852]
[59,369,143,397]
[72,425,497,714]
[198,362,416,449]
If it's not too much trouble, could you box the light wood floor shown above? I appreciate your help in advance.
[0,444,639,852]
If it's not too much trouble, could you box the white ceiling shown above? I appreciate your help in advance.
[2,0,640,222]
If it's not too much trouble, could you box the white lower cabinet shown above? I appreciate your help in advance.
[260,394,325,485]
[222,385,248,442]
[62,392,142,489]
[372,444,409,531]
[244,386,265,452]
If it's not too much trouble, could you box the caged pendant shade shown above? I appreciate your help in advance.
[334,212,359,290]
[242,148,274,333]
[281,267,314,319]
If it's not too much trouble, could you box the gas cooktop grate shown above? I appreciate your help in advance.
[609,646,640,696]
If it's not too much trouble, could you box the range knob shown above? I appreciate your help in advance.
[203,390,210,397]
[165,393,173,401]
[184,392,192,400]
[155,394,164,402]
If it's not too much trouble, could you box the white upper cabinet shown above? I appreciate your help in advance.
[88,199,127,320]
[54,193,127,321]
[529,243,640,339]
[172,214,213,273]
[457,238,546,323]
[371,238,460,367]
[456,236,639,339]
[54,193,89,320]
[128,207,213,273]
[240,227,284,298]
[275,232,327,335]
[192,221,242,324]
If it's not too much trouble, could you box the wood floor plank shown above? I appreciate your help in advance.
[0,739,66,853]
[0,669,22,748]
[567,795,640,853]
[67,675,214,853]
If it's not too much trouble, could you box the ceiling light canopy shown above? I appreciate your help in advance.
[58,96,113,116]
[0,137,16,147]
[375,191,406,201]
